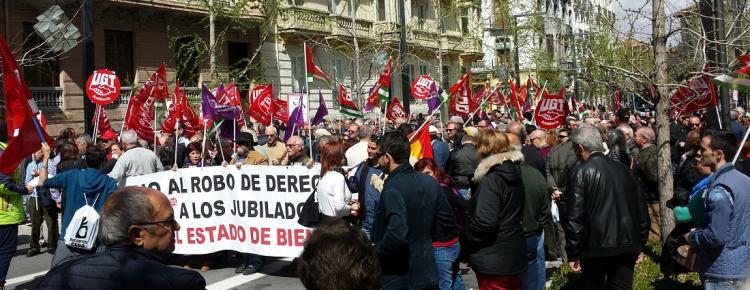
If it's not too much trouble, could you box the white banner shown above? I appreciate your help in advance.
[125,165,320,257]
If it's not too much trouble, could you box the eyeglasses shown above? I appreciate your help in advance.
[476,125,487,128]
[446,128,456,132]
[136,218,178,231]
[266,134,277,137]
[690,123,701,128]
[286,144,301,148]
[558,135,569,139]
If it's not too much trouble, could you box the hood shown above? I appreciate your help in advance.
[473,150,524,182]
[79,169,114,198]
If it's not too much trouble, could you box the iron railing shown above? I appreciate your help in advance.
[30,87,63,109]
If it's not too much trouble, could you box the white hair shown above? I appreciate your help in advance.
[572,124,604,152]
[120,130,139,145]
[617,124,634,138]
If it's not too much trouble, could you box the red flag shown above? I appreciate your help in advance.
[534,88,569,130]
[149,63,169,101]
[366,58,392,110]
[93,105,113,136]
[248,83,274,126]
[408,124,433,160]
[488,87,504,105]
[0,36,37,137]
[161,80,183,134]
[471,86,486,112]
[272,98,289,124]
[305,43,331,86]
[386,97,407,121]
[0,117,55,175]
[338,85,362,117]
[124,81,156,143]
[508,80,524,121]
[178,87,202,138]
[613,88,621,112]
[449,70,472,116]
[670,70,717,115]
[218,82,246,129]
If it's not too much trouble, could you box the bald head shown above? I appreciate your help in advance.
[506,133,522,150]
[506,122,523,136]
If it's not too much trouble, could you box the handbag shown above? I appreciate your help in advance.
[298,181,321,227]
[675,244,699,272]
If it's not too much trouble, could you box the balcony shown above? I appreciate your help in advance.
[373,22,400,42]
[440,32,463,52]
[408,28,440,50]
[278,6,330,35]
[460,37,483,56]
[110,0,265,19]
[330,15,373,39]
[31,87,63,109]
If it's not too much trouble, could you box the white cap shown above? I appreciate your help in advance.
[429,125,439,134]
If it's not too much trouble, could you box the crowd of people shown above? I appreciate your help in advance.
[0,105,748,290]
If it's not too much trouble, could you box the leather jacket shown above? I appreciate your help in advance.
[564,152,649,260]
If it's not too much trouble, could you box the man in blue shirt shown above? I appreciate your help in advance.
[24,149,58,256]
[687,130,750,289]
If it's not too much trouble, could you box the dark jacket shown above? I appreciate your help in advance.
[38,246,206,290]
[564,152,649,260]
[633,145,659,202]
[432,139,450,170]
[545,141,578,193]
[461,150,527,276]
[446,143,479,187]
[373,164,450,289]
[520,163,551,236]
[521,145,546,175]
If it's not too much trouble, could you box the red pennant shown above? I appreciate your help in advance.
[0,36,36,137]
[272,98,289,124]
[93,105,113,136]
[386,97,407,121]
[670,69,717,115]
[248,83,274,126]
[448,71,472,116]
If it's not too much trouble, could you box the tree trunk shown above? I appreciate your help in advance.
[350,0,362,110]
[652,0,675,243]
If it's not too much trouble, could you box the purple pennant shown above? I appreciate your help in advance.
[202,84,240,121]
[311,90,328,126]
[283,104,304,142]
[427,82,440,115]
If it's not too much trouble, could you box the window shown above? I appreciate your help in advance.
[228,41,249,68]
[545,34,554,56]
[460,8,469,33]
[419,65,428,76]
[104,30,134,86]
[291,55,306,93]
[22,23,60,87]
[291,0,303,6]
[377,0,386,21]
[413,4,426,29]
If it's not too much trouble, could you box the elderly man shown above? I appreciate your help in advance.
[231,132,267,166]
[108,130,164,187]
[429,125,450,170]
[564,125,648,290]
[282,136,311,166]
[617,124,638,159]
[633,127,660,241]
[262,126,287,165]
[529,130,550,158]
[476,119,491,133]
[508,122,546,175]
[346,125,371,167]
[445,121,464,150]
[74,133,93,158]
[38,186,206,290]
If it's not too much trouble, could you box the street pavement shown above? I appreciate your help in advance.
[5,223,486,290]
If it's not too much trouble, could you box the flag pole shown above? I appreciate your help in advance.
[201,119,208,168]
[409,91,452,142]
[119,90,134,141]
[464,85,500,126]
[308,90,313,159]
[30,113,47,145]
[529,81,548,127]
[93,105,101,144]
[216,126,225,162]
[715,106,723,130]
[733,116,750,164]
[174,121,179,169]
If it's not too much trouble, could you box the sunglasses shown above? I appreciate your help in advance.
[558,135,569,139]
[286,144,301,148]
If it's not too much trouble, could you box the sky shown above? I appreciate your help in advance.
[611,0,691,42]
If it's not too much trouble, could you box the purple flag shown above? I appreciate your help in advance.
[283,104,304,142]
[311,90,328,126]
[427,82,440,115]
[202,84,240,120]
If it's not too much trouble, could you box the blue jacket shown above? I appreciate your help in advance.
[38,246,206,290]
[431,139,450,170]
[348,163,382,240]
[43,168,119,241]
[374,164,448,289]
[688,163,750,279]
[730,121,746,142]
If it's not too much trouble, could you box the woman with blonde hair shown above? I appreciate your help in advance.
[461,131,526,290]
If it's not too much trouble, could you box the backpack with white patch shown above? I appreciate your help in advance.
[63,188,102,251]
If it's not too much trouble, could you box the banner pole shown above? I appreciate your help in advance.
[715,106,724,130]
[463,84,500,127]
[409,91,452,142]
[529,81,548,127]
[93,105,101,144]
[201,119,208,168]
[174,121,179,169]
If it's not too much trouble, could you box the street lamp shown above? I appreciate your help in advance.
[512,12,546,85]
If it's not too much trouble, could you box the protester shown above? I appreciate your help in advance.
[263,126,287,165]
[74,133,93,158]
[414,158,466,290]
[108,130,164,186]
[298,217,381,290]
[25,149,59,257]
[507,122,545,175]
[282,136,312,166]
[183,142,207,168]
[445,121,464,150]
[461,131,526,290]
[605,129,631,167]
[0,172,32,290]
[37,143,119,266]
[564,125,649,290]
[430,125,451,170]
[231,132,267,166]
[529,130,550,158]
[346,124,370,167]
[346,135,383,240]
[373,130,452,289]
[633,127,661,241]
[446,135,478,200]
[318,141,358,219]
[38,186,206,290]
[686,130,750,287]
[507,133,550,290]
